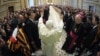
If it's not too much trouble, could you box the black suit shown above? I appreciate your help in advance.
[78,26,98,56]
[84,26,98,49]
[24,19,41,52]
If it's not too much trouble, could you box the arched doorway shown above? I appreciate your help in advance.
[8,6,14,14]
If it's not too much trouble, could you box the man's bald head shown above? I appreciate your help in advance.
[75,14,82,24]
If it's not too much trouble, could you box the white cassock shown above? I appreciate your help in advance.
[38,6,67,56]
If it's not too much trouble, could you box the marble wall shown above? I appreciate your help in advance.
[69,0,100,16]
[83,0,100,16]
[70,0,78,8]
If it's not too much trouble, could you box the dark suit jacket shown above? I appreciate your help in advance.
[83,26,98,49]
[24,19,41,51]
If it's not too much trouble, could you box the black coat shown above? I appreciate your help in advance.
[83,26,98,49]
[63,14,73,33]
[24,19,41,52]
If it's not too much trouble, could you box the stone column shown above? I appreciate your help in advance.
[40,0,44,5]
[48,0,52,3]
[20,0,27,9]
[67,0,70,6]
[63,0,67,5]
[34,0,38,6]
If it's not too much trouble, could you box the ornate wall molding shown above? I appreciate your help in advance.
[84,0,100,5]
[0,0,18,5]
[84,1,100,5]
[0,0,25,19]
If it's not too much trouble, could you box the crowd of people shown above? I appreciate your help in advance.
[0,4,100,56]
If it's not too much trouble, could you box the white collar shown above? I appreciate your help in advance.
[93,25,97,29]
[29,18,34,22]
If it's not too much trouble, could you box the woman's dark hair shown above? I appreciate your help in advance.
[43,7,49,21]
[61,10,64,15]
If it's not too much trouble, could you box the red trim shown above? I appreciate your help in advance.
[9,36,17,43]
[69,31,78,49]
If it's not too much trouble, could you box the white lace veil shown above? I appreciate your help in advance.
[48,6,64,29]
[39,6,64,30]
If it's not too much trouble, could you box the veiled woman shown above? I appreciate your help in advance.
[38,6,67,56]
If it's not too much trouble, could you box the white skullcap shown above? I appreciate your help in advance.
[46,20,53,30]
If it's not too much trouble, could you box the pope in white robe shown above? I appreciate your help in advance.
[38,6,67,56]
